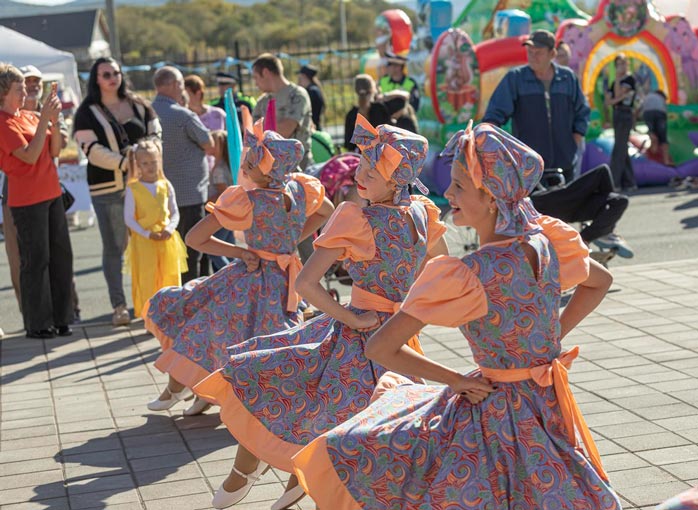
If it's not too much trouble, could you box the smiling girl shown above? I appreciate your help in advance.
[292,122,621,510]
[143,119,334,416]
[194,114,448,509]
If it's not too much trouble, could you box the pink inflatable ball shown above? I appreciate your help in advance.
[375,9,413,57]
[493,10,531,39]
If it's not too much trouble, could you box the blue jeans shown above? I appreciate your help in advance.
[210,228,235,272]
[91,191,127,309]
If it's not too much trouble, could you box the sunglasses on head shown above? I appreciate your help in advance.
[100,70,122,80]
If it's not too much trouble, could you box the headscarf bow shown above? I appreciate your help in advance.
[441,121,544,238]
[351,114,429,206]
[244,118,304,188]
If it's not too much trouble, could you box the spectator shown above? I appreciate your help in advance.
[605,53,637,191]
[0,63,74,338]
[211,71,255,125]
[483,29,590,183]
[378,52,420,112]
[531,164,634,258]
[297,65,325,131]
[74,57,161,326]
[642,89,670,165]
[152,66,213,283]
[185,74,226,132]
[207,129,236,272]
[555,41,571,67]
[252,53,314,170]
[185,74,228,276]
[344,74,407,151]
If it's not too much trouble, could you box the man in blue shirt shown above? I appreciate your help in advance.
[483,29,590,183]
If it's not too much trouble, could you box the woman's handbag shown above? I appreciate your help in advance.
[61,183,75,211]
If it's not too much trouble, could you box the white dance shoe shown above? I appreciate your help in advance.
[270,484,306,510]
[211,461,270,509]
[183,397,212,416]
[146,388,193,411]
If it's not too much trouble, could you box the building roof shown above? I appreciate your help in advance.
[0,9,106,49]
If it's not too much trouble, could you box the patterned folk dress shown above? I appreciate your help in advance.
[292,215,623,510]
[194,197,446,472]
[143,173,324,390]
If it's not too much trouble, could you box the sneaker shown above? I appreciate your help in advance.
[112,305,131,327]
[593,233,635,259]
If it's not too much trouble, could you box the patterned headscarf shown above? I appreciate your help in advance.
[441,121,543,238]
[244,118,304,189]
[350,114,429,207]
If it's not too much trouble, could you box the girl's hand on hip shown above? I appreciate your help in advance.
[451,374,496,404]
[240,249,260,272]
[349,310,380,332]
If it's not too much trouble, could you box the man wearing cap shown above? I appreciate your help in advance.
[483,29,590,183]
[378,52,420,113]
[211,71,256,125]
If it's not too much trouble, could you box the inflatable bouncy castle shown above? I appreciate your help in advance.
[408,0,698,190]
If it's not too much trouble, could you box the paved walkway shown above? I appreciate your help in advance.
[2,259,698,509]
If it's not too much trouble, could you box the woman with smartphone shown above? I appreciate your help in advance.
[0,64,74,338]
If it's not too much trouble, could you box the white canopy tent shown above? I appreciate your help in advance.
[0,25,82,104]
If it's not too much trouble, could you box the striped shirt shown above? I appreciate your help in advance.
[152,95,210,206]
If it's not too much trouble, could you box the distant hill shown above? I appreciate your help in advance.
[0,0,264,17]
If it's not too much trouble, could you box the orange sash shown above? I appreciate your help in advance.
[479,346,609,482]
[248,248,302,313]
[350,285,423,355]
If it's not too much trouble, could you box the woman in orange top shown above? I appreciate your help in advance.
[292,123,622,510]
[0,63,74,339]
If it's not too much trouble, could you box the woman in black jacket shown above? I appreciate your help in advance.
[74,57,161,326]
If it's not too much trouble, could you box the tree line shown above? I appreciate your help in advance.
[116,0,413,63]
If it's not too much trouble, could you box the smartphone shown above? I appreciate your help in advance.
[50,82,58,95]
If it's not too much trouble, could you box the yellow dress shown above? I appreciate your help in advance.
[125,180,188,318]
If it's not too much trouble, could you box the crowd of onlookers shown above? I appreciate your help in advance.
[0,31,676,336]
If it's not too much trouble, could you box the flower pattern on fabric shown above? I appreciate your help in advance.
[318,234,621,510]
[656,487,698,510]
[216,200,431,446]
[145,177,312,375]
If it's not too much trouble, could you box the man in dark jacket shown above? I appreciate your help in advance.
[483,29,590,183]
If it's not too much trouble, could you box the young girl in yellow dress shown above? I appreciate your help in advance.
[123,139,187,318]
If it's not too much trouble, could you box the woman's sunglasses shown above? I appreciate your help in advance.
[100,71,122,80]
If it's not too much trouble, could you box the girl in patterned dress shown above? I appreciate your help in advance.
[292,122,623,510]
[194,114,448,509]
[143,119,334,415]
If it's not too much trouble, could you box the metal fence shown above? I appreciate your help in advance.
[123,39,374,141]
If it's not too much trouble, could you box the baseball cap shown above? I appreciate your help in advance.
[522,30,556,51]
[384,51,408,65]
[215,72,237,85]
[20,65,42,79]
[298,64,318,79]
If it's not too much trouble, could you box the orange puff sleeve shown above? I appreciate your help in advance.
[401,255,488,327]
[411,195,448,251]
[537,215,590,291]
[290,173,327,216]
[205,185,254,231]
[313,201,375,262]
